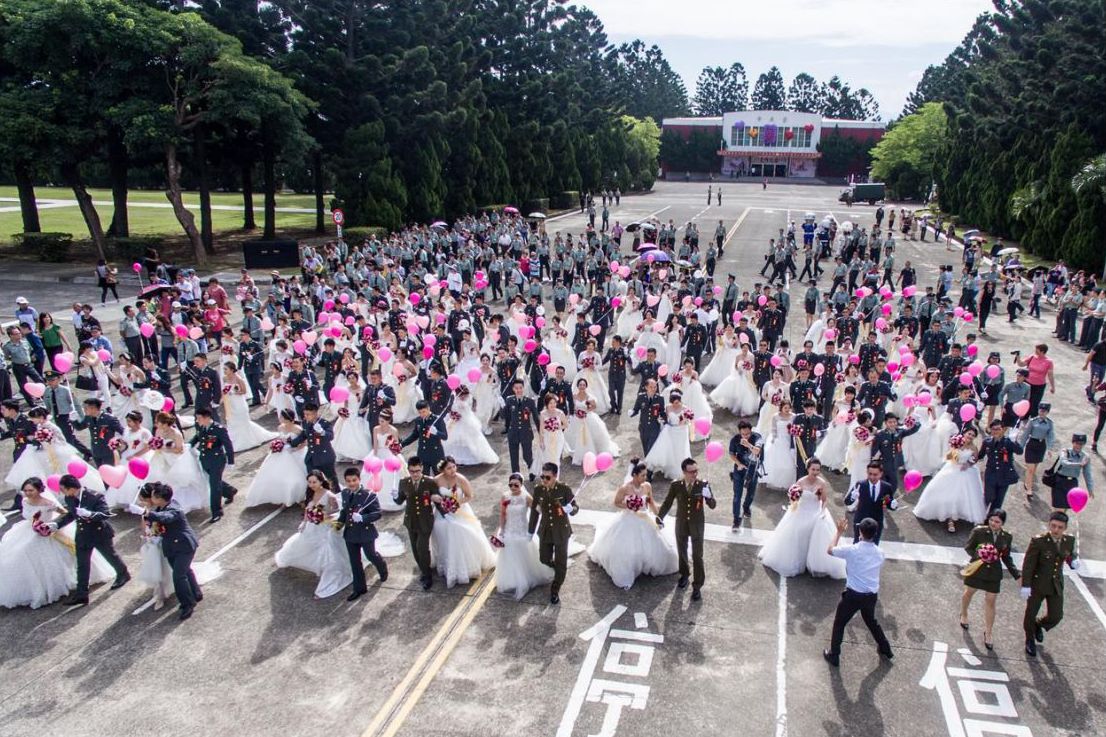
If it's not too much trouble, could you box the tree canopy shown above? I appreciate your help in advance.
[869,102,947,200]
[692,63,880,120]
[907,0,1106,270]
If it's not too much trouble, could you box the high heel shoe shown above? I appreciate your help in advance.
[984,639,994,650]
[959,619,969,630]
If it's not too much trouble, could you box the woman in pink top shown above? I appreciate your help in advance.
[1017,343,1055,416]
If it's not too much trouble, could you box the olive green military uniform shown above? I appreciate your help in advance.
[1021,532,1078,642]
[657,478,716,591]
[962,525,1019,594]
[528,482,576,596]
[396,476,439,582]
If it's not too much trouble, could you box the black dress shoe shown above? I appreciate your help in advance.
[1025,640,1037,657]
[110,573,131,590]
[677,576,689,589]
[179,606,194,621]
[63,593,90,606]
[224,486,238,504]
[822,649,840,667]
[1034,623,1044,643]
[209,512,223,523]
[347,590,367,602]
[550,593,560,605]
[194,591,204,603]
[691,588,702,601]
[878,648,894,660]
[420,577,432,591]
[378,567,389,583]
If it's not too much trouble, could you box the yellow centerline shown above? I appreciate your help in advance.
[361,573,497,737]
[723,207,751,250]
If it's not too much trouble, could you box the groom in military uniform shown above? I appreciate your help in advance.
[528,462,578,605]
[1021,511,1080,656]
[401,400,448,471]
[657,458,716,600]
[337,467,388,601]
[394,456,441,590]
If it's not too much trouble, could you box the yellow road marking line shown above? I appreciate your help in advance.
[362,573,497,737]
[723,207,751,249]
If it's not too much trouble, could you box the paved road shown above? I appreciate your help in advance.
[1,181,1104,737]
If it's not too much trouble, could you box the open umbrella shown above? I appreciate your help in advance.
[528,212,546,219]
[961,229,981,241]
[640,222,658,231]
[503,206,519,214]
[998,247,1020,256]
[635,249,671,263]
[430,221,448,229]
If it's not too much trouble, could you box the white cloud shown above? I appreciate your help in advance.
[581,0,993,47]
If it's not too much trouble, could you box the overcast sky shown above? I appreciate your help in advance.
[581,0,994,119]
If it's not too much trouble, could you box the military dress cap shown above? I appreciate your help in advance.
[1039,403,1051,411]
[988,351,1001,360]
[44,370,60,379]
[1016,369,1030,377]
[1072,433,1087,443]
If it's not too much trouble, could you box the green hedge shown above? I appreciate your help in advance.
[15,232,73,262]
[342,226,386,241]
[523,198,550,215]
[108,236,164,261]
[551,191,579,209]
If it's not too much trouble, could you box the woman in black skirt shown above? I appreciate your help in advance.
[977,279,997,333]
[1048,434,1094,512]
[980,351,1004,427]
[960,509,1019,650]
[1020,403,1055,500]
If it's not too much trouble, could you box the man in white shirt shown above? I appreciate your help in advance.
[823,517,894,667]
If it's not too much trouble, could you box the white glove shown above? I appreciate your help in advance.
[701,485,713,500]
[128,503,145,515]
[46,522,58,532]
[352,512,364,523]
[314,423,324,433]
[1020,587,1031,600]
[1070,559,1080,571]
[75,507,92,519]
[888,498,899,511]
[428,427,437,436]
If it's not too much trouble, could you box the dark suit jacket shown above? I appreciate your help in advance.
[55,490,115,549]
[291,419,335,467]
[401,416,448,470]
[1022,533,1077,596]
[848,478,895,527]
[144,500,199,556]
[74,413,124,460]
[396,476,438,533]
[338,488,382,544]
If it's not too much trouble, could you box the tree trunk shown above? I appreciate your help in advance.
[60,161,106,260]
[12,161,40,234]
[313,149,325,234]
[241,158,257,230]
[196,125,214,254]
[262,134,277,240]
[105,128,130,238]
[164,143,206,266]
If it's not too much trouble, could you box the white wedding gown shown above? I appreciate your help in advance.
[367,428,406,512]
[644,410,691,480]
[912,449,988,525]
[565,395,620,465]
[224,388,278,451]
[147,441,209,512]
[699,335,739,387]
[332,394,372,462]
[4,423,107,493]
[495,492,554,600]
[274,492,354,598]
[588,495,679,589]
[244,433,308,507]
[709,360,760,416]
[430,485,496,588]
[441,394,499,465]
[0,492,115,609]
[762,417,798,489]
[758,485,846,579]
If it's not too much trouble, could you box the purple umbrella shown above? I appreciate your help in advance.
[636,249,671,262]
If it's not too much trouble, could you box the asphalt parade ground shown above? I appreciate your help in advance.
[1,181,1105,737]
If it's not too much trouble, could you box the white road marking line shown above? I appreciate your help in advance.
[634,612,648,629]
[557,605,627,737]
[956,649,982,667]
[131,507,284,616]
[775,576,788,737]
[1069,571,1106,632]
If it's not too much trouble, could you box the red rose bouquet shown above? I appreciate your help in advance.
[448,411,461,423]
[770,392,783,406]
[581,357,596,370]
[222,385,233,395]
[269,438,286,453]
[574,409,587,419]
[108,436,125,451]
[949,434,966,449]
[304,505,325,524]
[31,511,52,537]
[439,496,460,515]
[338,407,351,419]
[788,424,802,437]
[543,417,561,432]
[489,534,505,549]
[976,543,999,563]
[682,408,695,421]
[625,494,645,512]
[221,345,234,355]
[388,439,402,455]
[835,372,846,383]
[147,436,165,450]
[34,427,55,444]
[903,415,917,429]
[283,382,295,394]
[119,386,133,397]
[787,484,803,503]
[741,361,753,371]
[853,426,871,442]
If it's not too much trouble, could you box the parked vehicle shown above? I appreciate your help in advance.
[838,182,886,205]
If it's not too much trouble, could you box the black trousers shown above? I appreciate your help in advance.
[507,433,534,475]
[166,549,201,609]
[828,588,891,656]
[608,377,625,414]
[538,534,569,594]
[124,336,144,362]
[675,521,705,589]
[1024,589,1063,641]
[12,364,43,405]
[201,459,233,514]
[640,425,660,456]
[75,540,128,595]
[347,539,387,593]
[983,477,1010,514]
[55,416,91,458]
[406,525,433,579]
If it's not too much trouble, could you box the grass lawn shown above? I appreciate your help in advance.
[0,187,326,245]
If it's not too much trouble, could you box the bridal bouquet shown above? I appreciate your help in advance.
[625,494,645,512]
[221,345,234,356]
[574,409,587,419]
[269,438,286,453]
[788,425,802,437]
[304,505,325,524]
[543,417,561,432]
[949,434,966,449]
[439,496,460,515]
[976,543,999,563]
[283,382,295,394]
[489,533,505,549]
[108,436,125,451]
[580,357,596,370]
[903,415,917,429]
[388,439,403,455]
[31,511,52,537]
[119,386,133,397]
[770,392,783,406]
[147,436,165,450]
[34,427,56,444]
[787,484,803,503]
[337,407,350,419]
[853,426,871,442]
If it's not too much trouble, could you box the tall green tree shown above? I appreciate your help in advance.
[869,102,947,199]
[787,72,822,113]
[750,66,786,110]
[692,63,748,115]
